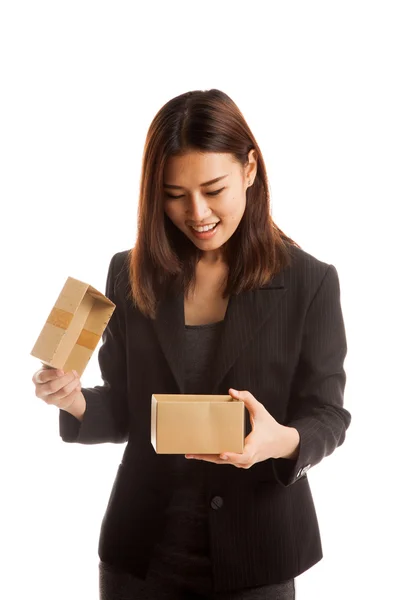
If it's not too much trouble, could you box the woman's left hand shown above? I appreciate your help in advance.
[185,388,300,468]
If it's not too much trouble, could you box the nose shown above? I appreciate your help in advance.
[185,194,212,223]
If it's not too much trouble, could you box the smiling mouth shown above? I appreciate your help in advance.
[189,222,220,232]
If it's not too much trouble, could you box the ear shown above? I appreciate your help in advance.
[245,148,258,183]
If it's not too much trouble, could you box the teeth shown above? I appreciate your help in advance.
[191,223,218,232]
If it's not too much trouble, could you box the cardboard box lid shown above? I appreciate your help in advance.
[151,394,245,454]
[30,276,115,376]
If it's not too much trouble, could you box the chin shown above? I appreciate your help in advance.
[195,235,232,251]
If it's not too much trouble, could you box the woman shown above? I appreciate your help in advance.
[32,89,351,599]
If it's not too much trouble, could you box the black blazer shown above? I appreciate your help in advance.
[60,244,351,593]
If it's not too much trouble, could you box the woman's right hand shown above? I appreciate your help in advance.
[32,367,83,411]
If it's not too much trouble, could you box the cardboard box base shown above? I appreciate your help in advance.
[151,394,245,454]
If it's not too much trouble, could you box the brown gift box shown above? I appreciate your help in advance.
[151,394,245,454]
[30,276,115,377]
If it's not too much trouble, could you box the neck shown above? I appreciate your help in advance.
[199,250,226,266]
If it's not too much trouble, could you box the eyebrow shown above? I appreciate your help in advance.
[163,174,228,189]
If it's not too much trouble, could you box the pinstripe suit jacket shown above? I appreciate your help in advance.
[59,243,351,592]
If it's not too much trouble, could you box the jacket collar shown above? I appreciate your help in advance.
[152,269,287,394]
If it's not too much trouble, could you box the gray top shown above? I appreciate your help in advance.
[150,320,224,594]
[184,320,225,393]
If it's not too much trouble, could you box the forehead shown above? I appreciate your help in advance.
[164,151,238,183]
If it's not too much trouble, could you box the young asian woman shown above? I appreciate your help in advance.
[37,89,351,599]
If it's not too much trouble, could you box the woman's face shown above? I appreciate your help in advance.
[163,150,257,262]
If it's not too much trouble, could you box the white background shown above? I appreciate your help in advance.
[1,1,399,598]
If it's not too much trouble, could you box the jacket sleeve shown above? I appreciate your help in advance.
[59,252,129,444]
[272,264,351,486]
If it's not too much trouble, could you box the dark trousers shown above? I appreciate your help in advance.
[99,560,296,600]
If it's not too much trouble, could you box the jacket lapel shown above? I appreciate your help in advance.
[209,270,287,393]
[152,269,287,395]
[152,285,187,394]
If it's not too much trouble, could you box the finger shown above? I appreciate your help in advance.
[220,438,256,463]
[34,368,65,385]
[46,377,81,406]
[219,450,253,466]
[185,454,228,464]
[219,452,243,461]
[186,453,254,469]
[41,371,78,398]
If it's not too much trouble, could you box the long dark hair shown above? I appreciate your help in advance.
[129,89,300,319]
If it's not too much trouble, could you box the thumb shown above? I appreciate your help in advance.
[229,388,260,418]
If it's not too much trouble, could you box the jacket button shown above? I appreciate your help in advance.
[211,496,224,510]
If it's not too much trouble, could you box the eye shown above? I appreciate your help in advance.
[165,187,225,200]
[165,193,185,199]
[207,187,225,196]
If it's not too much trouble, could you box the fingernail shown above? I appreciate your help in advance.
[185,455,193,459]
[73,370,78,377]
[220,455,228,460]
[57,370,64,376]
